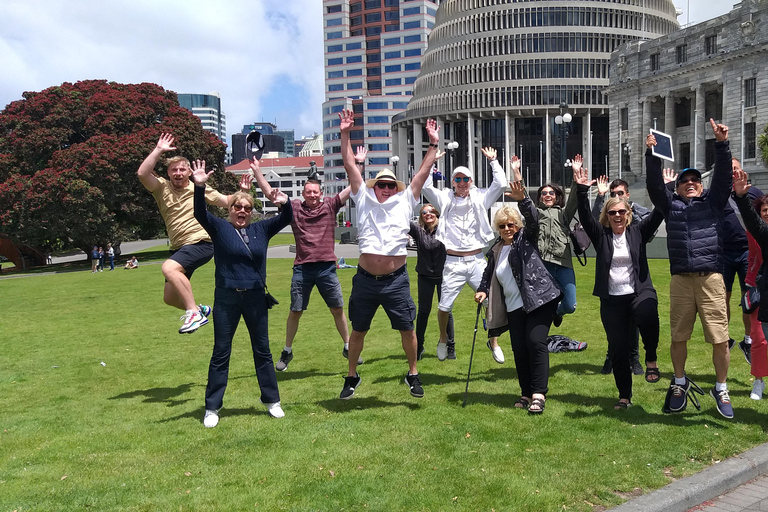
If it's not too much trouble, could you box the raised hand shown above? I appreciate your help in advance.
[249,156,262,176]
[646,133,656,149]
[510,155,521,174]
[733,169,751,197]
[156,133,176,153]
[191,159,212,186]
[573,166,594,187]
[339,109,355,133]
[596,175,609,195]
[710,118,729,142]
[571,154,583,173]
[355,146,368,163]
[425,118,440,144]
[269,188,289,205]
[474,291,487,304]
[506,180,526,201]
[239,173,253,191]
[481,147,497,161]
[662,168,677,185]
[435,149,446,159]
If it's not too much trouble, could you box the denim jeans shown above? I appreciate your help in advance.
[543,262,577,317]
[205,287,280,411]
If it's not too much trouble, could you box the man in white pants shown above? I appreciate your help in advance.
[422,149,508,361]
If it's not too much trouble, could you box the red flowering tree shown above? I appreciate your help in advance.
[0,80,236,263]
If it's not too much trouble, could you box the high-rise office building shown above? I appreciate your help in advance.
[177,92,227,144]
[239,123,296,157]
[322,0,439,190]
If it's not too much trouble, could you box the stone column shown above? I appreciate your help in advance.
[412,120,423,181]
[664,93,675,135]
[466,112,475,183]
[695,85,706,170]
[642,99,652,175]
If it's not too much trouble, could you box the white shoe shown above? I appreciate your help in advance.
[436,342,447,361]
[487,340,505,364]
[203,409,219,428]
[264,401,285,418]
[751,380,765,400]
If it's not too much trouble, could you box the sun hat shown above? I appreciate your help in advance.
[365,168,406,192]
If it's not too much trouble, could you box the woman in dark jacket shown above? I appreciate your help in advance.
[574,167,664,408]
[475,182,562,414]
[192,160,293,428]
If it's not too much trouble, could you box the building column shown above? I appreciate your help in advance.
[504,111,511,184]
[397,125,408,183]
[466,113,475,181]
[695,86,706,170]
[585,111,592,179]
[664,92,675,135]
[412,120,423,181]
[642,99,652,175]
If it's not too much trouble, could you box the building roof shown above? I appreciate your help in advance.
[226,156,324,172]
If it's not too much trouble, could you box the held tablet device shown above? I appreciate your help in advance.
[650,129,674,162]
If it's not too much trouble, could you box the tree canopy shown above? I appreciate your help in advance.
[0,80,237,259]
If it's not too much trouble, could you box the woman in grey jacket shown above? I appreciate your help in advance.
[475,182,562,414]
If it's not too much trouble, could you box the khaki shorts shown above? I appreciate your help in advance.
[669,273,729,344]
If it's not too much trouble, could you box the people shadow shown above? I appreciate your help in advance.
[549,361,608,376]
[274,368,338,382]
[316,395,421,413]
[158,406,267,424]
[109,382,195,407]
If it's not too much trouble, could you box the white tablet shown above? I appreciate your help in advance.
[650,129,674,162]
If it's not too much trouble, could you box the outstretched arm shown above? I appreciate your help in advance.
[482,147,509,208]
[137,133,176,192]
[509,155,522,182]
[339,110,363,194]
[709,118,734,210]
[410,118,440,200]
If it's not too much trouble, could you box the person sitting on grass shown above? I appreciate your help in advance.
[475,182,562,414]
[192,159,292,428]
[574,162,665,409]
[337,108,438,400]
[124,256,139,269]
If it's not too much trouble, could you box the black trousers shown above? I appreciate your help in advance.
[600,293,660,400]
[205,287,280,411]
[416,274,454,348]
[506,300,559,397]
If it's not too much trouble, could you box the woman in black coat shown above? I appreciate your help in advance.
[475,182,562,414]
[574,167,664,409]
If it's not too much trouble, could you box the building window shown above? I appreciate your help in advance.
[368,130,390,137]
[405,77,416,84]
[679,142,691,169]
[706,35,717,55]
[385,78,402,86]
[368,116,390,123]
[367,80,382,89]
[403,35,421,43]
[369,143,390,151]
[384,0,398,5]
[385,51,401,59]
[745,122,756,159]
[385,64,402,73]
[385,24,399,32]
[404,62,420,71]
[327,18,342,27]
[365,26,382,36]
[346,55,362,64]
[350,2,362,13]
[385,11,399,21]
[676,44,687,64]
[675,98,691,127]
[351,29,363,36]
[650,53,660,71]
[347,69,362,76]
[403,20,421,29]
[327,44,343,53]
[367,102,389,109]
[367,53,381,63]
[351,15,362,26]
[328,84,344,92]
[403,48,422,57]
[347,82,363,90]
[346,42,362,50]
[326,31,342,40]
[403,6,421,15]
[367,40,381,50]
[327,5,342,13]
[369,157,390,165]
[745,78,757,107]
[367,66,381,76]
[328,71,344,79]
[364,0,380,8]
[365,12,381,23]
[620,108,628,131]
[384,37,400,46]
[328,57,343,65]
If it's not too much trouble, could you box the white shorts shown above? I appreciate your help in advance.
[438,253,487,312]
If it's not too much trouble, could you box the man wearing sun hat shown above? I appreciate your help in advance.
[422,146,508,362]
[336,108,440,400]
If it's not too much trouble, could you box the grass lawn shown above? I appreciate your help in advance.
[1,258,766,511]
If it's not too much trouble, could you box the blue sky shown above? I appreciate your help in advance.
[0,0,734,146]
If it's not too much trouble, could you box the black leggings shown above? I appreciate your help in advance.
[506,300,559,397]
[416,274,454,348]
[600,294,660,400]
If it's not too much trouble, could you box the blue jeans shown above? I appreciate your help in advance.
[543,262,577,317]
[205,287,280,411]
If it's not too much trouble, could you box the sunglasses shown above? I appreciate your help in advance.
[454,177,471,183]
[498,223,517,230]
[421,209,437,216]
[678,177,701,184]
[376,181,398,190]
[607,209,627,216]
[232,204,253,212]
[540,190,556,196]
[610,190,626,197]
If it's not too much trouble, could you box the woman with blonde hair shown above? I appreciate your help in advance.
[574,166,664,409]
[475,182,562,414]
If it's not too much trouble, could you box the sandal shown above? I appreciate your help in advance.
[514,397,531,409]
[528,397,545,414]
[614,400,632,410]
[645,367,661,384]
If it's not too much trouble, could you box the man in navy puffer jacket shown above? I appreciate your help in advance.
[646,118,734,419]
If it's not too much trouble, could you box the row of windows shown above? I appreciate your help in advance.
[322,129,392,149]
[328,82,365,92]
[384,62,421,72]
[384,34,423,45]
[429,7,676,42]
[384,48,422,59]
[327,55,364,66]
[327,42,363,53]
[350,0,401,12]
[423,32,634,69]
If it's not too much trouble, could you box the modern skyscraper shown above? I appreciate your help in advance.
[322,0,439,188]
[177,92,227,144]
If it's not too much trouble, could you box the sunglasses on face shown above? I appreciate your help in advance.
[454,177,471,183]
[540,190,556,196]
[679,177,701,184]
[232,204,253,212]
[607,209,627,216]
[610,190,626,197]
[498,223,517,230]
[421,209,436,216]
[376,181,398,190]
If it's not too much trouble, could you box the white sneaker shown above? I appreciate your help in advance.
[264,401,285,418]
[203,409,219,428]
[751,380,765,400]
[487,340,505,364]
[179,311,209,334]
[436,341,447,361]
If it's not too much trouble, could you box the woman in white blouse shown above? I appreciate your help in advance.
[574,167,665,409]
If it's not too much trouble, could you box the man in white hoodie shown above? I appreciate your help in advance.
[422,149,508,361]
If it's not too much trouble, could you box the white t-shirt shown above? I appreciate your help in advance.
[352,185,417,256]
[608,232,635,296]
[496,244,524,312]
[442,195,485,252]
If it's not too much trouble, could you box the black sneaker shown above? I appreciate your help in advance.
[600,356,613,375]
[631,360,644,375]
[446,341,456,360]
[665,378,691,413]
[275,350,293,371]
[553,313,563,328]
[405,373,424,398]
[340,373,361,400]
[342,347,364,365]
[710,387,734,419]
[727,338,735,351]
[739,339,752,365]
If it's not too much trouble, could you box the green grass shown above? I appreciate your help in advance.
[1,259,766,511]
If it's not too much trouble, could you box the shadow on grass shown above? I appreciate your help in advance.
[549,361,606,375]
[109,382,196,407]
[275,368,340,381]
[157,406,272,424]
[445,391,516,408]
[316,396,422,412]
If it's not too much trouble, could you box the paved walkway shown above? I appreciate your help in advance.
[688,475,768,511]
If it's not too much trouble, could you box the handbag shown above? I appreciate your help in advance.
[569,221,591,266]
[742,286,761,314]
[237,227,279,309]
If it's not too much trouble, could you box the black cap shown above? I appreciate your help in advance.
[675,168,701,187]
[246,131,265,160]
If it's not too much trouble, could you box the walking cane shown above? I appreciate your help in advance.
[462,302,484,407]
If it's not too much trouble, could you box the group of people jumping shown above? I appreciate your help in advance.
[137,114,766,427]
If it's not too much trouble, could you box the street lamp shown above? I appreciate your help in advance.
[391,155,400,178]
[554,102,572,183]
[446,141,459,190]
[622,144,632,177]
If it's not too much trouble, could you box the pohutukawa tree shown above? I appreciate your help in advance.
[0,80,236,262]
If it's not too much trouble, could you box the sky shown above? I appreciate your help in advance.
[0,0,737,146]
